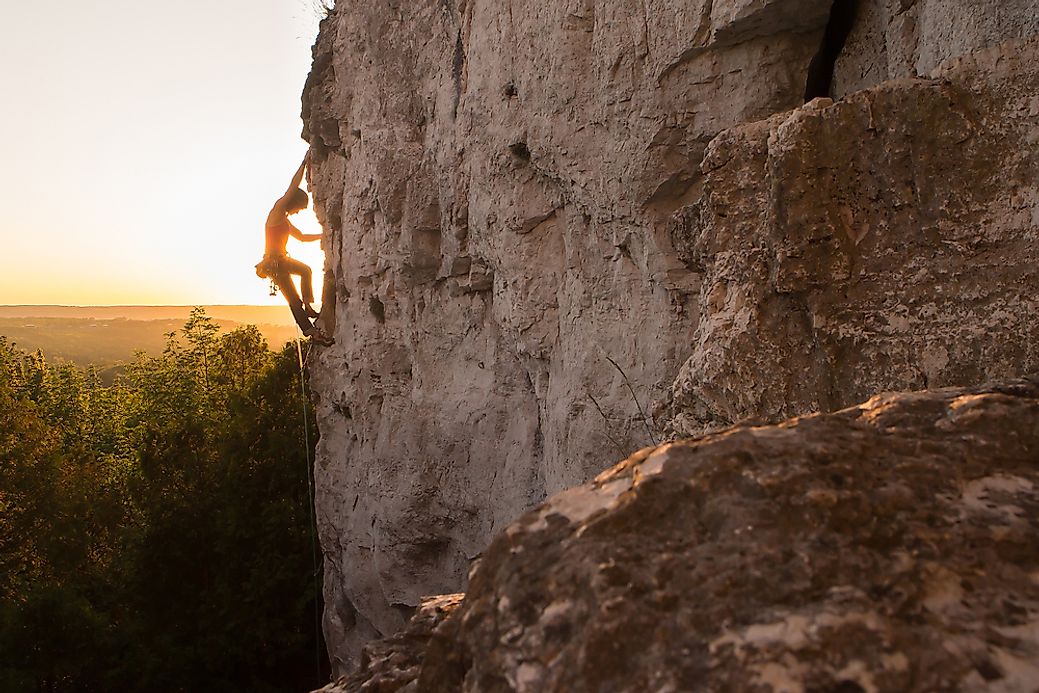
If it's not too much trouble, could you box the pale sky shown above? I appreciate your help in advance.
[0,0,330,305]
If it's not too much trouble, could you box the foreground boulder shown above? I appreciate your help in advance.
[323,376,1039,691]
[314,595,462,693]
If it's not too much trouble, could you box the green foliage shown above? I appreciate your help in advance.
[0,316,298,379]
[0,311,326,692]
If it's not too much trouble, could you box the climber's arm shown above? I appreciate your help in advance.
[283,154,308,198]
[270,154,309,215]
[289,224,323,242]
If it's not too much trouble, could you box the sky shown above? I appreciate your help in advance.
[0,0,331,306]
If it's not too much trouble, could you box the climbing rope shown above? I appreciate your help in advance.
[295,328,324,681]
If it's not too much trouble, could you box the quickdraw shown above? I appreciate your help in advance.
[255,256,283,295]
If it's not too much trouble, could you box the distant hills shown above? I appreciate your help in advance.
[0,305,302,375]
[0,304,296,326]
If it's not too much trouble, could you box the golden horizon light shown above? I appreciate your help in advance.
[0,0,330,307]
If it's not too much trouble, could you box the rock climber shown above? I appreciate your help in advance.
[255,154,334,346]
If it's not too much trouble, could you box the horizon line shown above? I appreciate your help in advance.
[0,303,286,308]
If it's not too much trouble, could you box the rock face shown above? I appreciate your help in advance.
[301,0,1039,669]
[665,36,1039,436]
[313,594,462,693]
[833,0,1039,97]
[392,377,1037,692]
[303,0,836,668]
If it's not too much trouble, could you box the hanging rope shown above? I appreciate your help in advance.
[295,329,324,681]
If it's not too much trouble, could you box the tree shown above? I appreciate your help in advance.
[0,313,327,692]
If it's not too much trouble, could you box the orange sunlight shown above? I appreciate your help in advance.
[230,205,330,309]
[0,0,328,308]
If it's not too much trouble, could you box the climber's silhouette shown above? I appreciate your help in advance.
[255,154,334,346]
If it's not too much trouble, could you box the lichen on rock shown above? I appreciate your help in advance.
[401,376,1039,691]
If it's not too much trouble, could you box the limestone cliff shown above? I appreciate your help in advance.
[301,0,1039,673]
[665,35,1039,435]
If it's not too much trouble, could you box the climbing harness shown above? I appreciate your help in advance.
[294,329,324,680]
[255,255,283,297]
[255,254,282,278]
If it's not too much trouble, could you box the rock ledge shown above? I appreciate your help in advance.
[327,376,1039,692]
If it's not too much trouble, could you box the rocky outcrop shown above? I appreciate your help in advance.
[301,0,1039,670]
[313,595,462,693]
[303,0,841,669]
[339,376,1039,692]
[665,36,1039,436]
[833,0,1039,97]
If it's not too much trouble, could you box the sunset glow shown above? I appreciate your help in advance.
[0,0,329,306]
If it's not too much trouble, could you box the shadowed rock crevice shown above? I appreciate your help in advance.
[804,0,859,100]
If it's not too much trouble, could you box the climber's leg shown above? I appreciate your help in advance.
[280,257,316,305]
[272,265,334,346]
[273,267,315,334]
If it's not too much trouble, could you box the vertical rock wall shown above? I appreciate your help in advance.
[665,36,1039,436]
[302,0,1039,670]
[833,0,1039,96]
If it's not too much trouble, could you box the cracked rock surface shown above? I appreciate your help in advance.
[313,594,463,693]
[833,0,1039,97]
[302,0,835,669]
[301,0,1039,671]
[665,36,1039,436]
[406,376,1039,692]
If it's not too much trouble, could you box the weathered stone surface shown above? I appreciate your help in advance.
[665,36,1039,437]
[313,594,462,693]
[303,0,838,670]
[301,0,1039,672]
[410,376,1039,692]
[834,0,1039,97]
